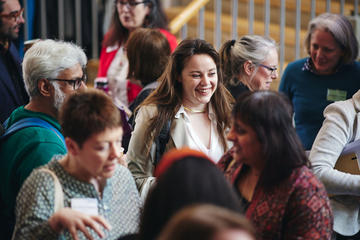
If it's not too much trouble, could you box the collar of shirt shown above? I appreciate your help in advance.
[175,103,216,123]
[302,57,343,74]
[302,57,315,73]
[106,43,120,53]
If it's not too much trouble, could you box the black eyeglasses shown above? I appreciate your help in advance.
[258,64,278,76]
[47,75,87,90]
[0,8,24,21]
[116,0,149,7]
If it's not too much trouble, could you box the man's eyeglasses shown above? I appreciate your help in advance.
[47,75,87,90]
[116,0,149,8]
[0,8,24,21]
[258,64,278,76]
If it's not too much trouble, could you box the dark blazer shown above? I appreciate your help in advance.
[0,42,28,123]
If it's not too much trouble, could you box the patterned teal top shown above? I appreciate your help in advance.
[13,155,141,239]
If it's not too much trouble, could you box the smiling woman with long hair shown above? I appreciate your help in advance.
[127,39,234,198]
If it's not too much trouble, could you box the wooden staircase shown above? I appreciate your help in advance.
[165,0,358,90]
[166,6,308,60]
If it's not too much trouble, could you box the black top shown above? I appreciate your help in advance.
[234,166,251,213]
[226,81,250,100]
[0,44,27,104]
[0,42,29,123]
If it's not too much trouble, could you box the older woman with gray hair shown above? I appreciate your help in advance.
[279,13,360,151]
[219,35,278,98]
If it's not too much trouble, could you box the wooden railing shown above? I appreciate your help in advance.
[167,0,360,90]
[169,0,210,39]
[167,0,360,77]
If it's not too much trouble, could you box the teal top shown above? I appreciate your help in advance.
[13,156,141,239]
[279,58,360,150]
[0,106,67,239]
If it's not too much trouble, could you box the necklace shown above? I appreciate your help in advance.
[183,106,206,113]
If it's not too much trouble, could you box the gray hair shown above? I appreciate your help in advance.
[220,35,277,86]
[52,81,66,111]
[304,13,358,65]
[23,39,87,98]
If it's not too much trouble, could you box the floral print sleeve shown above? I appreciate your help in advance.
[282,170,333,239]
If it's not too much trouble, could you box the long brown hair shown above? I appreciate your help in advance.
[126,28,171,86]
[139,39,234,154]
[102,0,169,47]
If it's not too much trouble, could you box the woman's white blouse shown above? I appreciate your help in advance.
[175,104,225,162]
[106,45,129,107]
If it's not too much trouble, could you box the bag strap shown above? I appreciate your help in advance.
[154,119,172,166]
[1,117,65,147]
[153,104,172,166]
[2,117,9,129]
[38,168,64,212]
[11,168,64,240]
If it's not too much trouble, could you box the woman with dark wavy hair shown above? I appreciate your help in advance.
[218,90,333,239]
[97,0,177,108]
[127,39,234,198]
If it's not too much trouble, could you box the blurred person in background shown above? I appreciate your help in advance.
[97,0,177,108]
[0,0,28,123]
[138,148,243,240]
[158,204,256,240]
[126,28,171,127]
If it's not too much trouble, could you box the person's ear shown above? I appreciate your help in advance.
[66,138,80,156]
[243,60,255,76]
[38,79,53,97]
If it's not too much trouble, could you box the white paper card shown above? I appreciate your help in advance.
[71,198,98,216]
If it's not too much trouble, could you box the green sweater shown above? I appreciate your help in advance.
[0,106,67,239]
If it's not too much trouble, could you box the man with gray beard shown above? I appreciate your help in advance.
[0,39,87,239]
